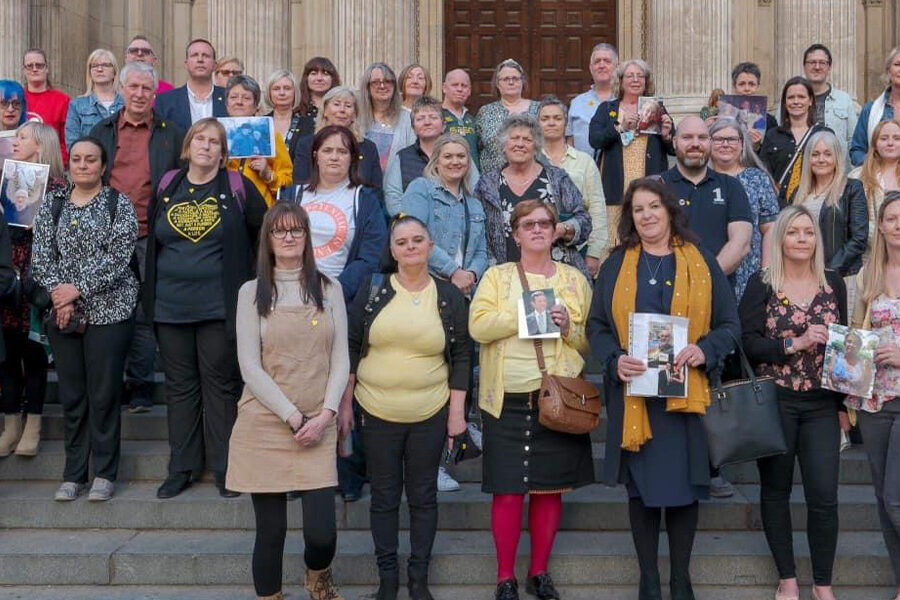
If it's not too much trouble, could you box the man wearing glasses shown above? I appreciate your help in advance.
[124,35,174,93]
[801,43,858,162]
[21,47,70,163]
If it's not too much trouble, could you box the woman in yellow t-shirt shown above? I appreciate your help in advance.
[345,214,469,600]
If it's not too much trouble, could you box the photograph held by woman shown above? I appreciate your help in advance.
[739,206,847,600]
[346,214,469,600]
[476,113,591,278]
[849,192,900,600]
[228,202,348,600]
[587,178,740,600]
[144,118,267,500]
[470,200,594,600]
[0,122,66,459]
[32,137,139,502]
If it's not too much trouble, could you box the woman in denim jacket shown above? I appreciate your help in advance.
[400,132,488,293]
[64,49,123,151]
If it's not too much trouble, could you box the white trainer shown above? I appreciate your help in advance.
[437,466,460,492]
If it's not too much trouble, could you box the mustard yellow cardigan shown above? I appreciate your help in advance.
[226,133,293,207]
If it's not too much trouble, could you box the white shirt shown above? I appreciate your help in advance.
[187,83,214,124]
[301,182,357,278]
[534,311,548,333]
[566,87,615,156]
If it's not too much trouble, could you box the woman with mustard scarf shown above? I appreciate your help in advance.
[587,177,740,600]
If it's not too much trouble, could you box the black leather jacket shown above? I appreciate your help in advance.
[787,178,869,276]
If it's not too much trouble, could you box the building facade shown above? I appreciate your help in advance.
[1,0,898,113]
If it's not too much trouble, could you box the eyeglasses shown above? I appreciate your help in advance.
[518,218,554,231]
[804,60,830,67]
[217,69,242,77]
[369,79,395,88]
[270,228,307,239]
[498,76,521,84]
[711,136,741,146]
[126,47,154,57]
[23,63,46,71]
[0,100,21,111]
[90,62,114,70]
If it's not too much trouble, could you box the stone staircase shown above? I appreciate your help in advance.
[0,401,894,599]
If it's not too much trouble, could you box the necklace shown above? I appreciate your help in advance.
[643,252,665,286]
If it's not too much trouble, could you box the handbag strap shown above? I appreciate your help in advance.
[516,262,548,374]
[712,329,760,391]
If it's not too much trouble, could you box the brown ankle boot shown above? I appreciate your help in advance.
[14,414,41,456]
[305,566,345,600]
[0,414,23,457]
[256,592,282,600]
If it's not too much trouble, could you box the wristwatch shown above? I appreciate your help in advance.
[783,338,795,355]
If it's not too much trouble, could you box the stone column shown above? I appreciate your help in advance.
[862,0,895,101]
[418,0,444,86]
[206,0,292,95]
[291,0,337,76]
[0,0,29,81]
[774,0,858,100]
[28,0,90,97]
[333,0,416,89]
[647,0,733,117]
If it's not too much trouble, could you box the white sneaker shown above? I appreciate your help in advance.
[467,422,483,450]
[437,466,460,492]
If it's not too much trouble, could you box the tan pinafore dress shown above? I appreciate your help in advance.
[226,303,338,493]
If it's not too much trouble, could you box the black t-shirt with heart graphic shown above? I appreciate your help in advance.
[153,176,226,323]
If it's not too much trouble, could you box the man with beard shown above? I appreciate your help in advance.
[660,116,751,278]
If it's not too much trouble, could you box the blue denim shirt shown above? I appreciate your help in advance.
[400,176,488,280]
[65,93,124,150]
[851,89,894,167]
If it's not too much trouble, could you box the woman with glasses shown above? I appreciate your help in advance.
[475,59,539,174]
[0,80,28,134]
[21,47,70,164]
[65,49,124,150]
[359,62,415,172]
[213,56,243,88]
[708,117,780,300]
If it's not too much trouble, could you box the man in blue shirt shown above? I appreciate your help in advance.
[567,43,618,156]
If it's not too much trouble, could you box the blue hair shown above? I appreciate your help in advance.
[0,80,27,127]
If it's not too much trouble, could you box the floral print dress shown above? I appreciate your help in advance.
[498,167,551,262]
[758,284,841,391]
[733,168,780,301]
[845,295,900,412]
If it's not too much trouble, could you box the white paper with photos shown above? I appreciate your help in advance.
[627,313,689,398]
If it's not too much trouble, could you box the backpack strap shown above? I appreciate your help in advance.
[157,168,181,198]
[226,170,246,213]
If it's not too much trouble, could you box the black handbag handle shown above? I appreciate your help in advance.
[711,330,766,402]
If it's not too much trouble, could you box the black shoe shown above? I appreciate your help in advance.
[126,398,153,414]
[408,565,434,600]
[375,571,399,600]
[495,579,519,600]
[342,490,361,502]
[525,573,560,599]
[215,471,240,498]
[638,572,663,600]
[669,574,695,600]
[156,472,191,499]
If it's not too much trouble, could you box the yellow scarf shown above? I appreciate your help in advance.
[611,242,713,452]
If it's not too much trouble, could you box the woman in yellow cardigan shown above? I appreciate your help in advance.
[469,199,593,600]
[224,74,293,206]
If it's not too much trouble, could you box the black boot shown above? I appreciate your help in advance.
[375,570,399,600]
[669,573,695,600]
[407,565,434,600]
[638,572,663,600]
[156,471,191,499]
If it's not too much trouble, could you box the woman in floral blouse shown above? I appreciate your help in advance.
[32,137,139,503]
[848,191,900,599]
[739,205,847,600]
[475,59,539,174]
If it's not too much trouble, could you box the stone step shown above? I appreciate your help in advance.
[0,586,891,600]
[0,440,873,485]
[0,481,881,532]
[0,529,890,587]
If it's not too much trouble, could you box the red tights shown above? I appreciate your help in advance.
[491,493,562,582]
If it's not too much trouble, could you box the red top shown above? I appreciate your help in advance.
[109,112,154,237]
[24,88,70,165]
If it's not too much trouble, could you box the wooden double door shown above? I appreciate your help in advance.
[444,0,617,111]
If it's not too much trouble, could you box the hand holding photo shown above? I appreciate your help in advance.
[628,313,689,398]
[518,288,561,339]
[218,115,276,158]
[0,159,50,228]
[637,96,666,135]
[821,323,879,399]
[717,94,768,138]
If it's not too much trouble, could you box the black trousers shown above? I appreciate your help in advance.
[757,392,840,586]
[251,489,337,596]
[0,327,48,415]
[47,318,133,483]
[337,401,367,496]
[125,238,156,390]
[361,405,447,575]
[156,320,241,475]
[629,497,698,598]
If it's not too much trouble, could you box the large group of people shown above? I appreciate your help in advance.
[0,33,899,600]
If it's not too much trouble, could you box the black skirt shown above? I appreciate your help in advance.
[481,391,594,494]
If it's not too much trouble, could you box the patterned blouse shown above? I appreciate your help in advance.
[32,186,139,325]
[475,100,540,174]
[758,283,841,391]
[733,168,780,300]
[845,294,900,412]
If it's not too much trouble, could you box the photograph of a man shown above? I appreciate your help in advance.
[522,289,560,337]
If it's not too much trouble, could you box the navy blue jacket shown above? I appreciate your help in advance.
[291,133,384,190]
[154,85,228,132]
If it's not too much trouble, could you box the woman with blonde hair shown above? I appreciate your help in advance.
[848,192,900,600]
[263,69,302,146]
[359,62,415,171]
[740,205,847,600]
[851,46,900,166]
[850,118,900,259]
[398,63,432,110]
[64,48,123,149]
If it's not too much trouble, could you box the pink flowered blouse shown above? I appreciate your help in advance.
[845,294,900,412]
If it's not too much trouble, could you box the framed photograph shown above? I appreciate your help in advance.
[821,323,880,399]
[517,288,561,339]
[218,115,276,158]
[718,94,768,138]
[637,96,666,135]
[0,159,50,228]
[0,131,15,173]
[628,313,689,398]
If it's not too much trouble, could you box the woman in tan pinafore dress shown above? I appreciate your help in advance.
[227,203,349,600]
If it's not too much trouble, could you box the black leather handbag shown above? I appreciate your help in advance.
[703,334,787,468]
